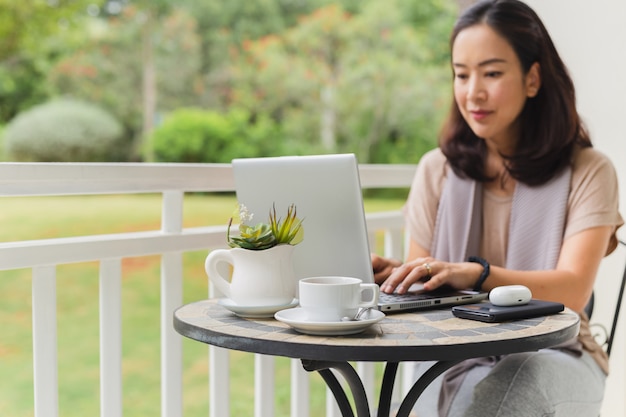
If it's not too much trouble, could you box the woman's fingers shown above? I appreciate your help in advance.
[381,259,435,294]
[378,259,483,294]
[371,254,402,284]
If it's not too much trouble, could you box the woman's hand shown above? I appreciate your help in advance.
[370,254,402,284]
[373,241,482,294]
[379,258,483,294]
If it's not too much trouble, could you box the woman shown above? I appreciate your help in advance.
[372,1,623,416]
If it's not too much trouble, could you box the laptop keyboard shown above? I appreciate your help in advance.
[379,292,431,303]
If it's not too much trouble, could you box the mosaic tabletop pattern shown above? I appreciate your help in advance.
[174,299,580,362]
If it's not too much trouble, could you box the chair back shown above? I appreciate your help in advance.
[605,239,626,356]
[589,239,626,357]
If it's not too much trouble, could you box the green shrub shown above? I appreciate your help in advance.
[151,108,284,163]
[3,99,127,162]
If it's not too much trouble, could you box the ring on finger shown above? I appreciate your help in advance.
[422,262,432,276]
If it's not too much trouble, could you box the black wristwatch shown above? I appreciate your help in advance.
[468,256,490,291]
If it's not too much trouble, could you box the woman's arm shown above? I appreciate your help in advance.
[484,225,611,312]
[379,225,612,312]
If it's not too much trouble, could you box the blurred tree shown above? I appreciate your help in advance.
[130,0,173,159]
[339,1,453,162]
[0,0,91,122]
[42,0,457,162]
[48,5,202,160]
[0,55,48,122]
[48,0,334,158]
[178,0,336,110]
[395,0,459,64]
[0,0,89,61]
[230,0,455,162]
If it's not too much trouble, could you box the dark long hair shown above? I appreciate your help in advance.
[440,0,591,186]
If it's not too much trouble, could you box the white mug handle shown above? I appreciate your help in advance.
[205,249,234,298]
[358,283,380,309]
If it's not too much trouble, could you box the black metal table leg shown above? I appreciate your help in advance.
[316,368,356,417]
[394,360,463,417]
[302,359,371,417]
[302,359,464,417]
[376,362,399,417]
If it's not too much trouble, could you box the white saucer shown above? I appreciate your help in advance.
[218,298,299,318]
[274,308,385,336]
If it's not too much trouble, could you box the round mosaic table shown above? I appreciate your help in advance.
[174,299,580,417]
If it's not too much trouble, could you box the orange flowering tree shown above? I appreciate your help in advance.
[229,1,455,163]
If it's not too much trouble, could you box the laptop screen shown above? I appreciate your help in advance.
[232,154,375,285]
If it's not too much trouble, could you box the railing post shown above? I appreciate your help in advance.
[326,382,341,416]
[255,354,275,417]
[161,191,184,417]
[32,265,59,417]
[208,277,230,417]
[384,228,405,260]
[291,359,309,417]
[100,259,123,417]
[209,347,230,417]
[357,362,376,416]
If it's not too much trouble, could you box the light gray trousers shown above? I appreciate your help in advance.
[411,349,606,417]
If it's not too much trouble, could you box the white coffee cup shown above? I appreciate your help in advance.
[298,276,380,322]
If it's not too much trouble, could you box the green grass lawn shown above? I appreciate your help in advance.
[0,194,405,417]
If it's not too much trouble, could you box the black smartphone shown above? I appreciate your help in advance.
[451,299,564,323]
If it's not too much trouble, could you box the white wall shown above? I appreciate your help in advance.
[521,0,626,211]
[524,1,626,416]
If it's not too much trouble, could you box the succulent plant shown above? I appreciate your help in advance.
[227,203,303,250]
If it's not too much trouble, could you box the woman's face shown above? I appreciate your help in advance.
[452,24,540,150]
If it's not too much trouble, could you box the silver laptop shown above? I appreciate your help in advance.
[232,153,486,312]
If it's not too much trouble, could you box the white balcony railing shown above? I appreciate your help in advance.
[0,162,623,417]
[0,161,415,417]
